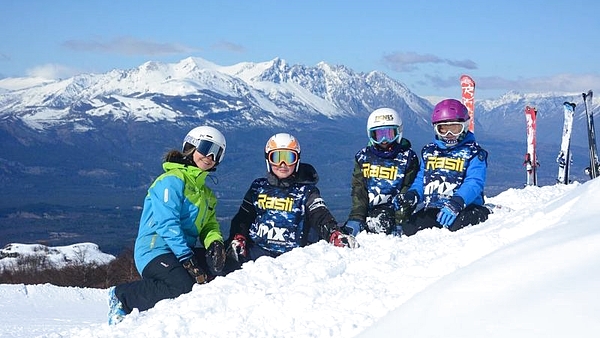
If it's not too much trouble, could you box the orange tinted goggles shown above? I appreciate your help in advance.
[267,150,299,166]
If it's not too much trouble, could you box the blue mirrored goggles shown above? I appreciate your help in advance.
[369,126,400,144]
[195,140,224,164]
[267,149,299,166]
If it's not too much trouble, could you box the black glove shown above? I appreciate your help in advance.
[401,190,419,212]
[206,241,226,275]
[180,255,207,284]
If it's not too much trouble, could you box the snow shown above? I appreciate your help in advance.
[0,243,115,270]
[0,76,56,91]
[1,180,599,337]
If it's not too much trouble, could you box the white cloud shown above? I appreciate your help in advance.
[382,51,477,72]
[25,63,82,80]
[211,40,246,53]
[62,36,198,56]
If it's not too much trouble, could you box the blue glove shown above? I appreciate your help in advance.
[391,224,403,237]
[436,197,464,228]
[344,220,364,236]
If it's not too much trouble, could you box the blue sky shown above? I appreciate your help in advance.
[1,0,598,99]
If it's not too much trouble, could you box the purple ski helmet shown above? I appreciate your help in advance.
[431,99,470,124]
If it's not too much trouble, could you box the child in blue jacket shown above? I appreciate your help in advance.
[400,99,490,236]
[107,126,227,325]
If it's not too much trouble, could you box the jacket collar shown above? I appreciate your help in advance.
[163,161,209,185]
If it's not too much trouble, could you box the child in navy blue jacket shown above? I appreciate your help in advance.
[224,133,357,272]
[345,108,419,237]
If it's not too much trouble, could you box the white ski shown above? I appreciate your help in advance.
[557,102,575,184]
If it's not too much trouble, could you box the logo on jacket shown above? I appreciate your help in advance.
[257,194,294,211]
[424,180,457,197]
[256,223,287,242]
[362,163,399,179]
[425,156,465,172]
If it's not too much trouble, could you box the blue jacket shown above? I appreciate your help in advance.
[134,161,223,275]
[408,132,487,209]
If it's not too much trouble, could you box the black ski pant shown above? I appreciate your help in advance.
[114,253,195,313]
[402,204,490,237]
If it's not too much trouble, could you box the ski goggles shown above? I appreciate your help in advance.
[434,121,467,138]
[267,149,299,166]
[368,126,401,144]
[195,139,225,164]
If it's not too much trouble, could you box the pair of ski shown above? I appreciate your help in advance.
[556,90,599,184]
[582,91,599,180]
[526,90,598,185]
[459,76,599,184]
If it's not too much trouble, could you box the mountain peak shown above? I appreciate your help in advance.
[177,56,221,71]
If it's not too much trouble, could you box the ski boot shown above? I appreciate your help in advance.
[108,286,126,325]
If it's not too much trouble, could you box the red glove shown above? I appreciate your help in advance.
[329,230,358,248]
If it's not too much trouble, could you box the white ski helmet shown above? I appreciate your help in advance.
[182,126,226,165]
[366,108,403,144]
[264,133,301,173]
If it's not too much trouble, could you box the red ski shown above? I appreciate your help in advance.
[460,75,476,132]
[524,106,539,186]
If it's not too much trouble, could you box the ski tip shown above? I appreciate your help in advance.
[484,203,513,213]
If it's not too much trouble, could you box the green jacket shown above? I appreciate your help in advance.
[133,162,223,274]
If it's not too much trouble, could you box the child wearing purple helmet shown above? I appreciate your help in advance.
[398,99,490,236]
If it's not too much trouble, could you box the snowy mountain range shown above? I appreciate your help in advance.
[0,57,431,129]
[0,56,598,254]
